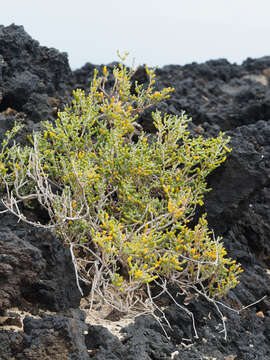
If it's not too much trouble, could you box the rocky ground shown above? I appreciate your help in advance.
[0,24,270,359]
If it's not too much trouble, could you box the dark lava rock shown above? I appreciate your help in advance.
[85,325,124,359]
[0,24,73,131]
[0,310,88,360]
[205,120,270,234]
[1,24,270,359]
[152,58,270,131]
[0,211,82,312]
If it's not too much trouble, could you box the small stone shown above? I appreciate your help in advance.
[224,355,237,360]
[171,350,179,359]
[256,311,264,318]
[195,125,204,133]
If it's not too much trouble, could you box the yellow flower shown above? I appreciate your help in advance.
[134,270,143,279]
[49,131,56,138]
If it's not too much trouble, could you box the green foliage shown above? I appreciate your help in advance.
[0,59,242,314]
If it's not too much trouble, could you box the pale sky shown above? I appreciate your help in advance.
[1,1,270,70]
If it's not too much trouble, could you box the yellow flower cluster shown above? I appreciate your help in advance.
[167,199,184,219]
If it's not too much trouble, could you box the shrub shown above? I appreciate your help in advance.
[0,56,242,331]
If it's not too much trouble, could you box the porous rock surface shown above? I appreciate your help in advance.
[0,24,270,359]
